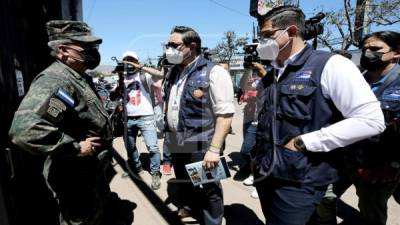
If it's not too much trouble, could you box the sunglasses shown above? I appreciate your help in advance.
[62,44,99,52]
[164,42,184,49]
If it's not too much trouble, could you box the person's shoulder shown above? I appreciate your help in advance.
[37,61,74,82]
[211,64,229,75]
[30,63,76,96]
[324,54,358,71]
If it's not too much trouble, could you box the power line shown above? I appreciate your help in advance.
[206,0,250,18]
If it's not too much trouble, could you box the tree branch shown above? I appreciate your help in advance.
[344,0,354,44]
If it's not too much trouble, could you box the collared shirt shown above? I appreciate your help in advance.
[272,48,303,80]
[167,57,235,132]
[370,64,400,93]
[294,53,385,152]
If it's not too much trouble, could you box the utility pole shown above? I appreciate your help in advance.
[354,0,371,46]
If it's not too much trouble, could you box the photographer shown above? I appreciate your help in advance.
[119,51,162,190]
[251,6,385,225]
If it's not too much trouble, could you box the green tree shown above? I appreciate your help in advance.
[211,30,248,65]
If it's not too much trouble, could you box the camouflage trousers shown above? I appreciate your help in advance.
[43,151,112,225]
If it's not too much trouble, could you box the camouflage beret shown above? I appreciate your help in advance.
[46,20,102,44]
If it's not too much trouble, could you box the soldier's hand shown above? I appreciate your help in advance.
[203,150,220,170]
[78,136,102,157]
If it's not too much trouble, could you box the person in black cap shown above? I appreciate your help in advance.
[9,20,134,225]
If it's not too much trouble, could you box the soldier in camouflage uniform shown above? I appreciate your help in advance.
[9,20,115,225]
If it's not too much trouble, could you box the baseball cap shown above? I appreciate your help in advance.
[122,51,139,61]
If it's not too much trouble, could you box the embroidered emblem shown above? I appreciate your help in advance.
[295,70,312,80]
[193,89,204,98]
[47,106,61,118]
[49,98,66,111]
[55,88,75,107]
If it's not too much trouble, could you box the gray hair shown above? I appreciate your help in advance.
[47,39,71,57]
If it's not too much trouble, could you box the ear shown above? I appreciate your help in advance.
[57,45,69,56]
[189,42,197,51]
[287,25,298,38]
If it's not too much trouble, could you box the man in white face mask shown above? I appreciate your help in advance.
[251,6,385,225]
[163,26,234,225]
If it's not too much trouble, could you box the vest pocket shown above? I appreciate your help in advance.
[278,83,316,120]
[272,146,310,182]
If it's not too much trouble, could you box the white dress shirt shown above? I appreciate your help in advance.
[167,58,235,132]
[274,48,385,152]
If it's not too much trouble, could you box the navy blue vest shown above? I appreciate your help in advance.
[349,67,400,166]
[253,45,342,186]
[164,56,215,150]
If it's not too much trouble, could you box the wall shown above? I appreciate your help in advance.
[0,1,82,224]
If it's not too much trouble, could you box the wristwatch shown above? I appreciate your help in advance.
[293,136,307,152]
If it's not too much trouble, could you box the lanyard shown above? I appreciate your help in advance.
[173,59,200,104]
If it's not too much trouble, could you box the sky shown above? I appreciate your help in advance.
[82,0,397,66]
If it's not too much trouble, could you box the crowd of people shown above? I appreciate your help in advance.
[7,5,400,225]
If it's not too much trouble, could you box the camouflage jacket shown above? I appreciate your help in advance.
[9,60,113,157]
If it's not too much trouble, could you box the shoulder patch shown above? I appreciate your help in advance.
[47,106,61,118]
[49,98,67,111]
[55,88,75,107]
[295,70,312,80]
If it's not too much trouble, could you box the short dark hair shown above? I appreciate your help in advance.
[171,26,202,54]
[360,31,400,52]
[333,49,352,60]
[257,6,305,39]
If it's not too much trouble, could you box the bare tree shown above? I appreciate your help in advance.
[211,31,248,65]
[317,0,400,50]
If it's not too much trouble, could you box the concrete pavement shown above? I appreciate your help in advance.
[109,102,400,225]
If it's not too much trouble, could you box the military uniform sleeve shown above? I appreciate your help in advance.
[9,75,81,156]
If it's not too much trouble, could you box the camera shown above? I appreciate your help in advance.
[112,62,136,74]
[304,12,325,41]
[202,47,212,60]
[243,43,260,68]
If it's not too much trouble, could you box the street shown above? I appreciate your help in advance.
[110,102,400,225]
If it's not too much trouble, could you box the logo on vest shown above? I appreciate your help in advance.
[295,70,312,80]
[193,89,204,98]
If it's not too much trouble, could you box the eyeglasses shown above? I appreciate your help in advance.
[259,28,285,39]
[164,42,184,49]
[62,44,99,52]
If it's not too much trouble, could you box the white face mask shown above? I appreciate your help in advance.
[256,28,290,61]
[166,47,184,64]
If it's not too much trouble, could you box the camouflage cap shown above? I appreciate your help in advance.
[46,20,102,44]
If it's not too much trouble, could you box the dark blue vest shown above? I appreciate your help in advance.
[349,67,400,166]
[164,56,215,150]
[253,45,342,186]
